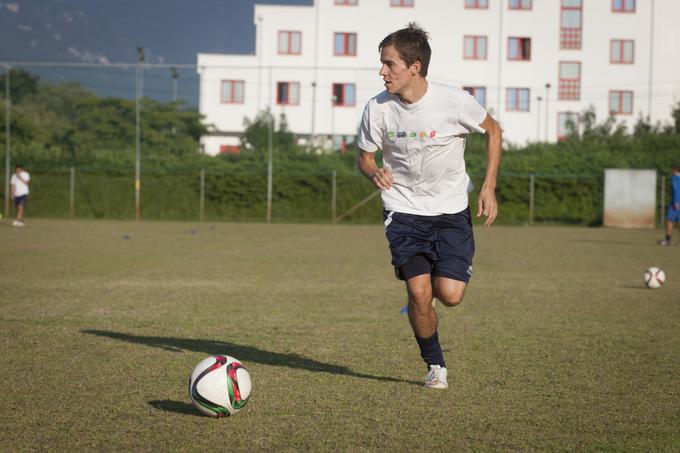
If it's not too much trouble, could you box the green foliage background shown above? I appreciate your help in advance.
[2,69,679,224]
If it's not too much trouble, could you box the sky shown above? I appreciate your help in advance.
[1,0,313,64]
[0,0,313,103]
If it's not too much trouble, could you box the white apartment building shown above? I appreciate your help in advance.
[197,0,680,155]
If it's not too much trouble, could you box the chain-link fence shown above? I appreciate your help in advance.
[0,166,672,225]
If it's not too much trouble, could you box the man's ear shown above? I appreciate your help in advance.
[410,60,421,76]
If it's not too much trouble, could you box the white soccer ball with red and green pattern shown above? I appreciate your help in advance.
[643,267,665,289]
[189,354,252,417]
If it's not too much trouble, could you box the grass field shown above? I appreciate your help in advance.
[1,219,679,452]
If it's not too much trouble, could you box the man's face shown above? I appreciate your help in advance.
[15,167,22,174]
[379,45,418,97]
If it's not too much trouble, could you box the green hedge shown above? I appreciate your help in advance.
[2,131,679,225]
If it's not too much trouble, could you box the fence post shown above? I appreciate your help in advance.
[331,170,337,224]
[200,169,205,222]
[529,173,535,225]
[3,65,10,219]
[266,111,273,223]
[69,166,75,218]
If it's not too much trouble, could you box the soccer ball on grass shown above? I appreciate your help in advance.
[643,267,666,289]
[188,354,252,417]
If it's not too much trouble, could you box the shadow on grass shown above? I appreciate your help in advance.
[148,400,203,417]
[82,329,419,386]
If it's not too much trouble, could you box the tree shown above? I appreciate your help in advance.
[672,101,680,135]
[580,105,626,139]
[633,114,654,136]
[0,68,209,163]
[241,110,297,154]
[0,69,39,103]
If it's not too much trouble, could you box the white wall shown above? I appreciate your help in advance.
[197,0,680,155]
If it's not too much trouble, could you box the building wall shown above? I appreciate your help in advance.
[197,0,680,155]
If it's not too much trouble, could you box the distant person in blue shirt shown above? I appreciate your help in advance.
[659,166,680,246]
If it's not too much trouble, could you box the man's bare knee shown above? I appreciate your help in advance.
[438,292,464,307]
[433,277,467,307]
[408,285,432,306]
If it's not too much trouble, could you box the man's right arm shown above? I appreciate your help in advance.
[357,150,392,190]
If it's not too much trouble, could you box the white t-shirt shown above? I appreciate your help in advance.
[357,82,487,216]
[11,171,30,197]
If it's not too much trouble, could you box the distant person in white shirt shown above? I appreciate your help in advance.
[10,164,30,227]
[356,23,502,389]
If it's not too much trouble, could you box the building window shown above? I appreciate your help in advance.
[334,32,357,56]
[276,82,300,105]
[508,37,531,61]
[507,88,530,111]
[278,31,301,55]
[390,0,413,6]
[558,62,580,100]
[611,40,634,64]
[332,83,356,106]
[561,0,582,49]
[509,0,532,10]
[463,36,487,60]
[221,80,244,104]
[464,86,487,107]
[335,0,358,5]
[465,0,488,8]
[558,112,579,139]
[609,90,633,114]
[612,0,635,12]
[220,145,241,154]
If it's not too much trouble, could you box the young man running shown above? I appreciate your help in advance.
[357,23,502,389]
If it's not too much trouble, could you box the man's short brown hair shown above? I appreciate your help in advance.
[379,22,431,77]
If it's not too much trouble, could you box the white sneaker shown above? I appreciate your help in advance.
[424,365,448,389]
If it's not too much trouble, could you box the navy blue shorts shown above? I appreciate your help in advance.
[667,205,680,222]
[383,208,475,283]
[14,195,27,207]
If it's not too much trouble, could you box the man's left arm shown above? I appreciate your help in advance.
[477,114,502,227]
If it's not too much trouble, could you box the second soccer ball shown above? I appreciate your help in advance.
[643,267,666,289]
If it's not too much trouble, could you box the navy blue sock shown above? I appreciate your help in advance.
[416,331,446,369]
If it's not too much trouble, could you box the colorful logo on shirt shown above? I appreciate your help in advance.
[389,131,437,140]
